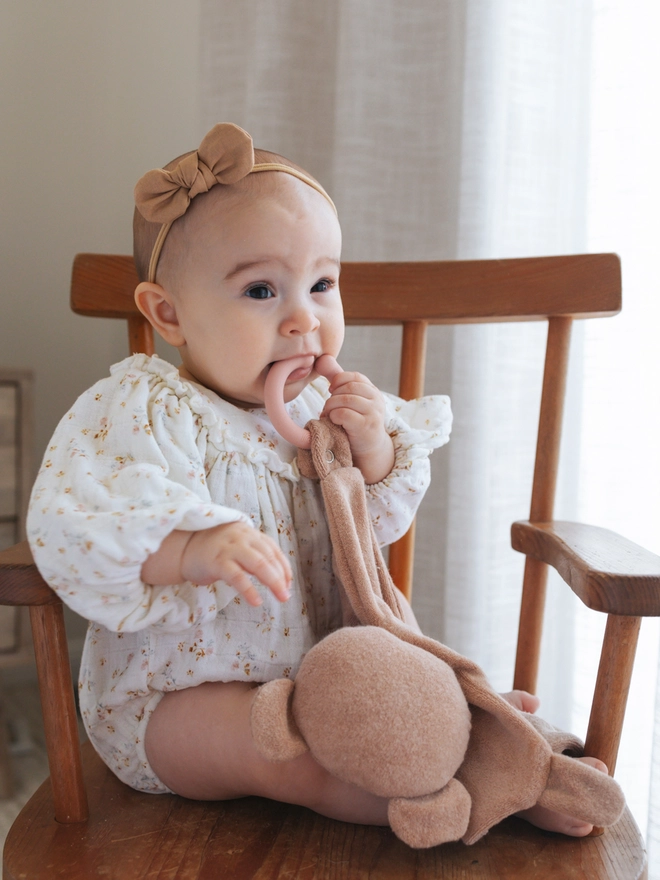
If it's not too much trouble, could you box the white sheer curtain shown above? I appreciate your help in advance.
[579,0,660,870]
[199,0,659,857]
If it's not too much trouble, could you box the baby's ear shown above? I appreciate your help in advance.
[536,753,625,828]
[250,679,308,762]
[388,778,471,849]
[134,281,185,347]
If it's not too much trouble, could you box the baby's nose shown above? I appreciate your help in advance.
[280,305,320,336]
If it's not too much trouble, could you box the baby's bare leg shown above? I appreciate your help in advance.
[145,680,389,825]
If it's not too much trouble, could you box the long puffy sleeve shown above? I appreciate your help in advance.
[27,358,249,632]
[365,393,452,546]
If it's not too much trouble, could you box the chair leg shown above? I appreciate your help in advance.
[584,613,641,776]
[0,682,14,798]
[29,604,88,822]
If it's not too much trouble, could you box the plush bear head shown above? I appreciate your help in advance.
[251,625,473,848]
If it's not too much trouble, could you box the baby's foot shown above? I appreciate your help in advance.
[500,689,540,714]
[516,756,609,836]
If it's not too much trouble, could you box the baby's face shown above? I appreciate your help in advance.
[168,176,344,408]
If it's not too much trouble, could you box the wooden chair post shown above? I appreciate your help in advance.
[30,601,88,823]
[388,320,428,600]
[585,613,642,836]
[584,614,642,775]
[513,316,572,693]
[128,314,154,356]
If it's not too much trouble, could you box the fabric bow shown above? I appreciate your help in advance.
[134,123,255,224]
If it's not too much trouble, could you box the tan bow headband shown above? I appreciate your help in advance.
[134,123,337,283]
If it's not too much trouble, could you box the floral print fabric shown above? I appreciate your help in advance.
[27,354,451,790]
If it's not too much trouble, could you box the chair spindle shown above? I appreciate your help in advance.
[514,316,572,693]
[388,320,428,601]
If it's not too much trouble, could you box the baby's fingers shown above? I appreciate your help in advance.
[327,371,371,393]
[323,393,372,418]
[243,537,292,602]
[223,547,291,606]
[221,561,267,607]
[183,523,292,604]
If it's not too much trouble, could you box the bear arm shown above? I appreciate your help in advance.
[388,778,471,849]
[250,679,309,762]
[536,752,625,827]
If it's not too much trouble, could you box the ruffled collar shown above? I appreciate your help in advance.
[111,354,328,479]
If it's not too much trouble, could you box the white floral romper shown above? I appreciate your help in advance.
[27,354,452,792]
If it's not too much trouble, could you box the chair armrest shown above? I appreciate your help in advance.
[0,541,60,606]
[511,520,660,616]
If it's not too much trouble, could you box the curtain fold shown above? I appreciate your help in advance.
[199,0,657,859]
[581,0,660,865]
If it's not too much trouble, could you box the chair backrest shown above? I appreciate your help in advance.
[71,251,621,609]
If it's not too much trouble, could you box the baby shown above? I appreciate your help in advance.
[27,123,603,837]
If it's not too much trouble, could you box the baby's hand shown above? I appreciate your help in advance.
[322,371,395,484]
[181,522,292,607]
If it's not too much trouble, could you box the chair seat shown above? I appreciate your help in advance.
[2,742,646,879]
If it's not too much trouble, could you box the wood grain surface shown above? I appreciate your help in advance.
[387,320,429,599]
[71,253,622,323]
[513,317,572,694]
[0,541,60,606]
[2,741,647,880]
[511,520,660,615]
[30,602,88,823]
[585,614,642,779]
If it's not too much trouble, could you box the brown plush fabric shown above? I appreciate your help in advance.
[297,418,625,845]
[251,625,474,848]
[524,712,585,757]
[250,679,307,762]
[389,780,472,848]
[292,627,471,797]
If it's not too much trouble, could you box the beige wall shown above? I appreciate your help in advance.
[1,0,202,464]
[1,1,202,646]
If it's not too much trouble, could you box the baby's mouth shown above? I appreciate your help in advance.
[268,355,316,384]
[264,355,342,447]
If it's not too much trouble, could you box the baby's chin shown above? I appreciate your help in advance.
[212,376,315,411]
[185,375,262,411]
[182,360,319,411]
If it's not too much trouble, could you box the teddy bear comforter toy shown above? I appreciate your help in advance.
[251,358,625,849]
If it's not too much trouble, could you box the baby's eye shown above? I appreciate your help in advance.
[245,285,274,300]
[311,279,332,293]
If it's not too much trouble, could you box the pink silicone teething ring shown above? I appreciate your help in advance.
[264,354,342,449]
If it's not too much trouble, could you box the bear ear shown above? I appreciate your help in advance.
[388,778,471,849]
[536,753,625,827]
[250,678,309,762]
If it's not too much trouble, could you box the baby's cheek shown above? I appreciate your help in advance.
[322,314,344,357]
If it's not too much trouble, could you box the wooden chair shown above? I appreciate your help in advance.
[1,252,656,879]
